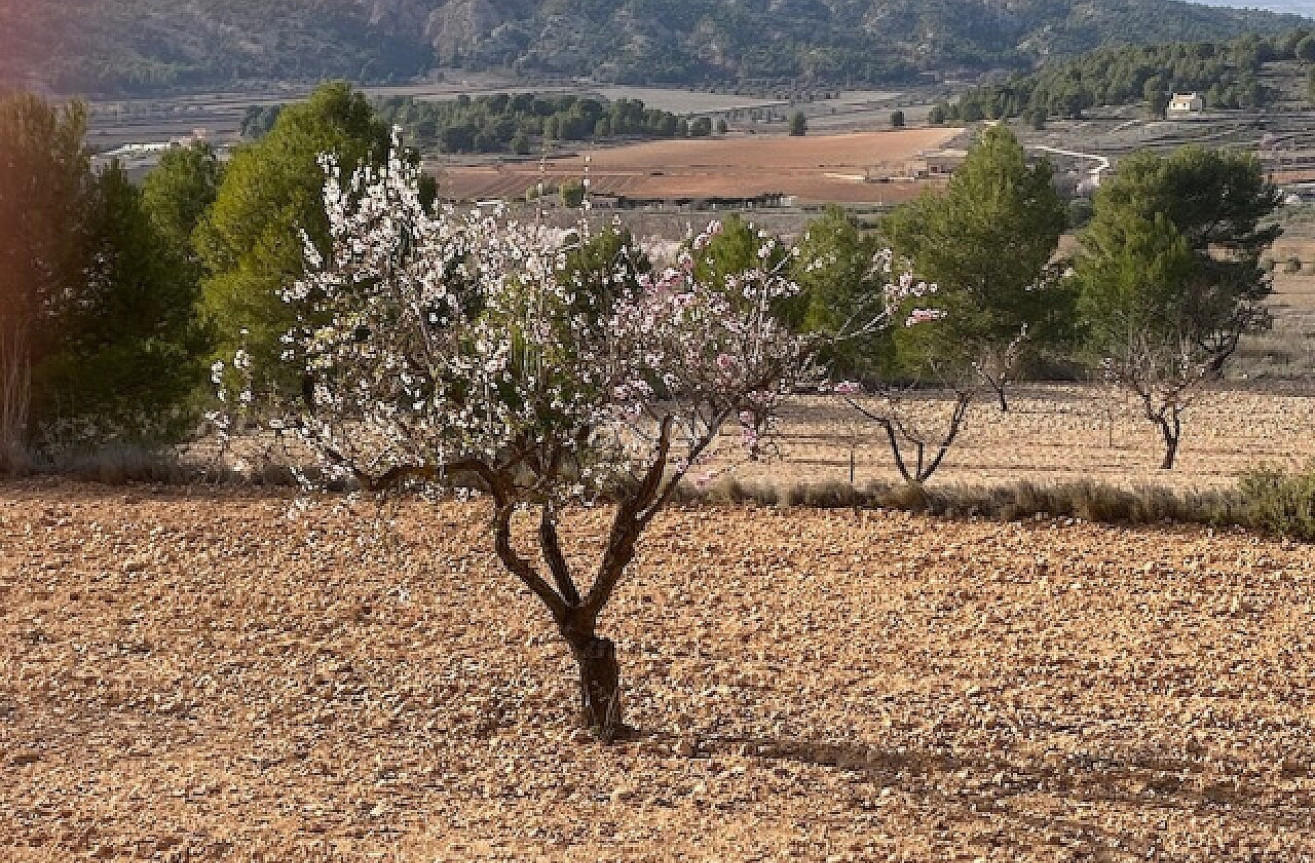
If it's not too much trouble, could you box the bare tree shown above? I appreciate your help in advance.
[1102,334,1209,470]
[973,324,1030,414]
[839,376,976,485]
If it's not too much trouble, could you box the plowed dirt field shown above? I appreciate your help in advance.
[440,129,960,204]
[2,483,1313,861]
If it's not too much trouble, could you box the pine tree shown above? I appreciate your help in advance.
[884,125,1070,410]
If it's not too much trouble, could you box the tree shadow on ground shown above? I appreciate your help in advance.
[627,728,1312,849]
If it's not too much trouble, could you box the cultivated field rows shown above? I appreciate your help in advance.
[703,386,1315,493]
[1,486,1313,860]
[438,129,961,204]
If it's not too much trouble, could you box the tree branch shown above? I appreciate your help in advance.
[539,503,581,606]
[494,502,568,624]
[581,415,674,623]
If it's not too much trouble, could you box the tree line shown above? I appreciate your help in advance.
[244,94,707,155]
[13,0,1305,95]
[0,83,1281,479]
[931,28,1315,125]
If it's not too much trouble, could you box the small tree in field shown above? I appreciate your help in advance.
[884,125,1071,413]
[837,380,973,485]
[1075,146,1281,469]
[1075,211,1206,470]
[232,138,937,739]
[1101,335,1209,470]
[246,141,840,739]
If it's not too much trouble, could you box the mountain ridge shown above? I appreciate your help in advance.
[1,0,1310,95]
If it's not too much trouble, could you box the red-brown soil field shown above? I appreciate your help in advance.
[2,482,1313,861]
[439,129,961,204]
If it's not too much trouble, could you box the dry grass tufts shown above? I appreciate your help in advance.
[678,473,1315,540]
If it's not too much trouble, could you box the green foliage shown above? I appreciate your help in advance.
[240,105,284,139]
[1066,197,1093,230]
[791,207,896,378]
[1297,34,1315,62]
[1145,83,1170,119]
[0,93,93,371]
[560,179,586,209]
[693,214,789,287]
[1073,209,1197,353]
[33,163,212,446]
[1075,146,1281,363]
[889,110,905,128]
[883,125,1071,381]
[0,94,97,464]
[1237,463,1315,541]
[372,94,687,154]
[556,225,653,320]
[944,28,1292,123]
[142,143,221,271]
[7,0,1305,94]
[196,83,390,392]
[789,111,808,137]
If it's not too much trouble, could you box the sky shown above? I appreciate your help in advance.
[1194,0,1315,16]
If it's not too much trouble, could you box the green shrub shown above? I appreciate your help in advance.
[1237,463,1315,540]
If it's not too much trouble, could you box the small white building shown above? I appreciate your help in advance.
[1167,92,1204,116]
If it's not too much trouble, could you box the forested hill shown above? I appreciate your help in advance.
[1,0,1309,95]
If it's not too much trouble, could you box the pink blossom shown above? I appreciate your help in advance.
[905,308,947,327]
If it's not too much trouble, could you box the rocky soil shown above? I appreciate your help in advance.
[2,481,1314,861]
[720,385,1315,493]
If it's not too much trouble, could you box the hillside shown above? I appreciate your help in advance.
[0,0,1309,95]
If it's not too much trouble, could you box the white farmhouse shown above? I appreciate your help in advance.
[1167,92,1204,117]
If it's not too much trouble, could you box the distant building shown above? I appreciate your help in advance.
[1167,93,1204,117]
[895,148,968,180]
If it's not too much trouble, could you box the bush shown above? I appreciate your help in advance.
[1236,463,1315,540]
[677,476,1250,533]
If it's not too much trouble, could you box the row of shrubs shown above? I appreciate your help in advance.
[677,466,1315,542]
[25,442,1315,543]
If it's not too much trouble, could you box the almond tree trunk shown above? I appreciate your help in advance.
[570,635,623,739]
[1158,415,1181,470]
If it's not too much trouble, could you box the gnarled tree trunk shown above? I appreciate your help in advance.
[1158,414,1181,470]
[570,635,623,739]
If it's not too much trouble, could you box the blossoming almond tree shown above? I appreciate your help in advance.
[238,137,931,739]
[241,139,817,739]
